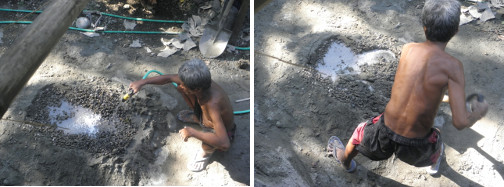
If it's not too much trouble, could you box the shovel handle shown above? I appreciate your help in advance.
[218,0,235,29]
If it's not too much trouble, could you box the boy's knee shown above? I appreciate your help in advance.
[220,142,231,151]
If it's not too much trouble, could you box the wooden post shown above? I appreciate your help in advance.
[0,0,91,118]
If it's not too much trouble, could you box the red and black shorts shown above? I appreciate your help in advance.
[351,114,443,167]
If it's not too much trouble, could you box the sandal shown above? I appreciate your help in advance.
[329,136,357,173]
[187,149,213,172]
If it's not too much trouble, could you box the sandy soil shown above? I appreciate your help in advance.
[255,0,504,186]
[0,0,250,185]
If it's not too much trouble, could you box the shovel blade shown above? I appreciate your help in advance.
[199,25,232,58]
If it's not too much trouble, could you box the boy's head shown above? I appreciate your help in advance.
[422,0,460,43]
[178,59,211,92]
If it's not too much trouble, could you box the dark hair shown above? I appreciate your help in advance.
[178,59,211,90]
[422,0,460,42]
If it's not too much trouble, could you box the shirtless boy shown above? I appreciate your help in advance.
[329,0,489,174]
[129,59,235,172]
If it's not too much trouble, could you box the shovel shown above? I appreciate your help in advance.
[199,0,235,58]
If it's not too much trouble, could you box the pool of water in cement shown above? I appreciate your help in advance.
[48,100,104,135]
[316,42,395,81]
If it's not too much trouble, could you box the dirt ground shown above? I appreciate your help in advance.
[0,0,250,185]
[255,0,504,186]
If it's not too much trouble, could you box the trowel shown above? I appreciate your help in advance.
[199,0,235,58]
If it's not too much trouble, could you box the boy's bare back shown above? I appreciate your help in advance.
[384,41,466,138]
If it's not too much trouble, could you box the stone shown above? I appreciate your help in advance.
[123,20,137,30]
[129,39,142,48]
[76,17,90,29]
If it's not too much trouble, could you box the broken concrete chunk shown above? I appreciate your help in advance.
[477,2,490,11]
[123,20,137,30]
[129,39,142,48]
[460,13,474,25]
[183,38,196,51]
[191,15,202,28]
[480,8,495,22]
[172,38,184,49]
[178,32,190,42]
[469,6,482,19]
[157,46,178,57]
[491,0,504,8]
[189,27,203,37]
[184,15,205,37]
[161,38,172,46]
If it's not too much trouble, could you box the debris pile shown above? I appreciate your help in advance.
[157,33,197,57]
[81,0,248,57]
[460,1,500,25]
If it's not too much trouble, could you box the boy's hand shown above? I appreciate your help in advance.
[179,127,193,142]
[129,80,144,93]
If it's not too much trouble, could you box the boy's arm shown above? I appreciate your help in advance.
[129,74,182,93]
[448,60,488,130]
[179,104,231,151]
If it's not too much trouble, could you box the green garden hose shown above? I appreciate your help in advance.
[0,21,180,34]
[0,8,250,49]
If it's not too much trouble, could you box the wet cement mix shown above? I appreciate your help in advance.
[256,0,504,186]
[0,0,250,186]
